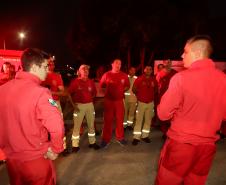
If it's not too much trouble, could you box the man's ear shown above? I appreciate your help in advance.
[192,42,206,60]
[29,64,37,73]
[194,49,202,60]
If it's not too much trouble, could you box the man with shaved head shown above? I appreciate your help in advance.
[183,36,213,68]
[155,35,226,185]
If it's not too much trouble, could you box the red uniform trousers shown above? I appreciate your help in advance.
[155,139,216,185]
[102,98,124,143]
[6,157,56,185]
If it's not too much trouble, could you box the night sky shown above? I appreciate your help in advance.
[0,0,226,71]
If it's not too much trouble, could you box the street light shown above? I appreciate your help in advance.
[18,32,25,40]
[18,32,26,49]
[2,32,26,50]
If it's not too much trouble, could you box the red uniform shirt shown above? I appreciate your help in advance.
[0,149,5,160]
[158,59,226,144]
[157,69,177,98]
[0,72,64,161]
[0,72,10,86]
[68,78,97,103]
[100,71,130,100]
[42,72,64,100]
[133,74,155,103]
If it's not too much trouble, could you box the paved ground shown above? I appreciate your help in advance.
[1,98,226,185]
[1,122,226,185]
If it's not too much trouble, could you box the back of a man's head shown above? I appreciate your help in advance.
[21,48,49,72]
[187,35,213,58]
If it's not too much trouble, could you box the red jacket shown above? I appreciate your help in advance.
[68,78,97,103]
[0,149,6,160]
[100,71,130,100]
[133,74,155,103]
[158,59,226,144]
[0,72,11,86]
[42,72,64,101]
[0,72,64,161]
[158,69,177,98]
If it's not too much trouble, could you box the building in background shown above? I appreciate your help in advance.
[0,49,23,71]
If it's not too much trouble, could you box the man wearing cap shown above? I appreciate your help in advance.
[100,59,130,147]
[0,48,64,185]
[67,64,100,153]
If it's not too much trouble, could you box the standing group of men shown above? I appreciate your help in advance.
[63,59,158,151]
[1,34,226,185]
[99,59,160,148]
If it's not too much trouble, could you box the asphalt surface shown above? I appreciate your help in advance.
[1,122,226,185]
[1,98,226,185]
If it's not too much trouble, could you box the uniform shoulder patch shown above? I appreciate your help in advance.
[48,99,58,107]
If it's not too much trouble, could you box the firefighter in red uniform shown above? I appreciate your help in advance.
[0,62,13,164]
[0,48,64,185]
[0,62,11,85]
[42,57,65,113]
[132,66,155,145]
[100,59,130,147]
[157,64,177,139]
[42,57,67,149]
[155,35,226,185]
[123,66,137,130]
[67,64,100,153]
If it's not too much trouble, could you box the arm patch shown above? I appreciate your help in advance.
[48,99,58,107]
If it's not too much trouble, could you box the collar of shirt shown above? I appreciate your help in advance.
[190,59,215,69]
[141,74,152,79]
[15,71,42,84]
